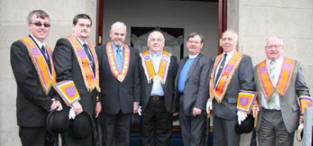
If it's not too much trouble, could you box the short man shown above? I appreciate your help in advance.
[206,30,255,146]
[253,36,312,146]
[176,32,213,146]
[96,21,140,146]
[139,30,177,146]
[53,14,101,146]
[10,10,62,146]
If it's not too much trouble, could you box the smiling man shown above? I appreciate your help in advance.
[10,10,62,146]
[253,36,312,146]
[53,14,101,146]
[206,30,256,146]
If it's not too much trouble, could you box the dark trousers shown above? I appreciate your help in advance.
[19,127,56,146]
[258,108,294,146]
[213,116,239,146]
[141,96,172,146]
[101,112,131,146]
[179,108,206,146]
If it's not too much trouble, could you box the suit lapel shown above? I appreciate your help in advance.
[185,54,201,82]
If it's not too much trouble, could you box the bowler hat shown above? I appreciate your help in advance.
[69,111,94,139]
[46,110,70,135]
[235,115,254,134]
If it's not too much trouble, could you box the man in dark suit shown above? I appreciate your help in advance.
[53,14,101,146]
[176,32,213,146]
[139,30,177,146]
[10,10,62,146]
[253,36,312,146]
[96,21,140,146]
[206,30,255,146]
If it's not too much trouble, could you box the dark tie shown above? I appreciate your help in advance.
[214,54,227,85]
[41,46,51,72]
[83,43,94,71]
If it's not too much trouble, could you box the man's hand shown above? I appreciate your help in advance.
[299,115,304,124]
[252,104,260,118]
[192,107,202,116]
[94,102,102,118]
[206,98,213,113]
[237,111,248,125]
[173,112,179,117]
[133,103,139,114]
[50,98,63,111]
[72,101,83,115]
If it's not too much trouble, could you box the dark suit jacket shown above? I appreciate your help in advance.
[212,55,255,120]
[53,38,98,115]
[96,43,140,115]
[176,54,213,115]
[11,40,53,127]
[139,53,178,113]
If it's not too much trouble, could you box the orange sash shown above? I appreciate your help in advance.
[106,41,130,82]
[66,36,100,92]
[256,58,295,100]
[140,50,171,84]
[21,36,56,95]
[209,52,243,103]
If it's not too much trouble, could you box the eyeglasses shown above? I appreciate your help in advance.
[31,22,51,28]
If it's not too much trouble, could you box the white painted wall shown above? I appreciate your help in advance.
[0,0,97,145]
[102,0,219,59]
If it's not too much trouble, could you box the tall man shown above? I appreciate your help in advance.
[139,30,177,146]
[96,21,140,146]
[10,10,62,146]
[176,32,212,146]
[53,14,101,146]
[253,36,312,146]
[206,30,255,146]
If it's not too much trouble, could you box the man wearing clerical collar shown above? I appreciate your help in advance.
[10,9,62,146]
[206,30,256,146]
[253,36,312,146]
[138,30,177,146]
[176,32,213,146]
[96,21,140,146]
[53,14,101,146]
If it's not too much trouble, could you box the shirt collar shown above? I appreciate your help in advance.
[188,53,199,59]
[149,50,162,57]
[112,43,123,51]
[30,34,45,48]
[222,49,236,58]
[266,57,283,66]
[73,35,87,46]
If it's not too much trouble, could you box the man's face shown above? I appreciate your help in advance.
[186,35,203,55]
[265,38,284,61]
[221,31,237,52]
[28,15,50,42]
[147,31,165,53]
[109,26,126,47]
[73,18,91,41]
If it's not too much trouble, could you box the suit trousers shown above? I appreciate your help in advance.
[19,127,56,146]
[101,112,131,146]
[213,115,239,146]
[179,108,206,146]
[141,97,172,146]
[258,108,294,146]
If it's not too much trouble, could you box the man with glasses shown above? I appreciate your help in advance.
[253,36,312,146]
[53,14,101,146]
[10,10,62,146]
[176,32,213,146]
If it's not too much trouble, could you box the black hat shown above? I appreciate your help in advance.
[235,115,254,134]
[69,111,94,139]
[46,110,70,135]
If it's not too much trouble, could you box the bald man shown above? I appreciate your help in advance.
[96,21,140,146]
[206,30,255,146]
[253,36,311,146]
[139,30,178,146]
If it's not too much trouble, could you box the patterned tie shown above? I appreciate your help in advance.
[41,46,51,72]
[116,48,123,72]
[215,54,227,85]
[83,43,94,71]
[268,60,277,109]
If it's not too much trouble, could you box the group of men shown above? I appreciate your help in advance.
[10,9,312,146]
